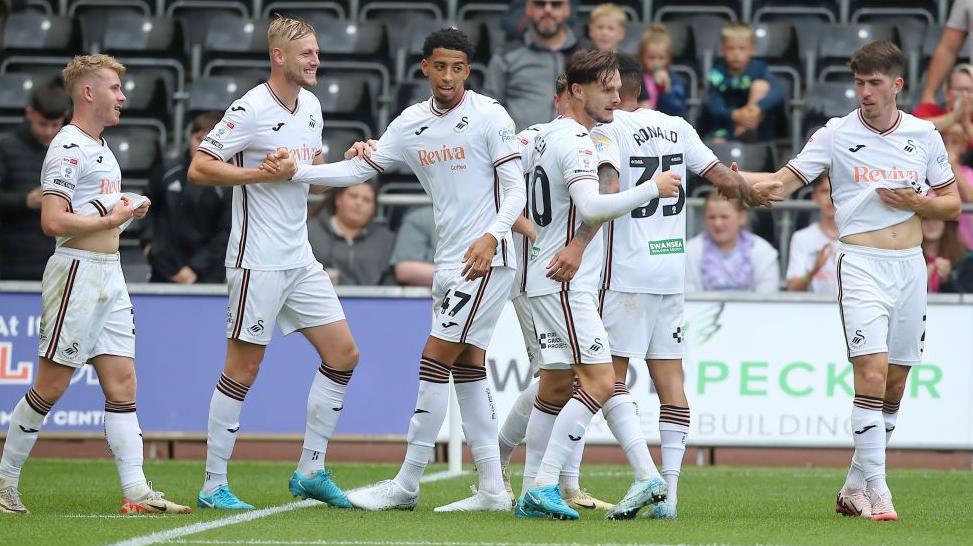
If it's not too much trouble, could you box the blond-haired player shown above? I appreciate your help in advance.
[732,41,961,522]
[0,55,190,515]
[189,15,364,511]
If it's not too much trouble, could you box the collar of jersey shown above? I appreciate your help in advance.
[857,108,902,136]
[429,89,466,117]
[264,82,299,115]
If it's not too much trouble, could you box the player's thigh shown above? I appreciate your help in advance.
[226,267,287,346]
[647,293,685,360]
[887,256,927,367]
[37,252,113,368]
[601,290,655,359]
[90,272,136,367]
[837,252,892,360]
[91,353,137,402]
[530,291,611,371]
[301,320,359,370]
[280,262,348,341]
[512,293,543,376]
[430,266,514,350]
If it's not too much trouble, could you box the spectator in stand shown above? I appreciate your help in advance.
[390,206,437,286]
[686,192,780,293]
[786,173,838,294]
[587,3,626,52]
[484,0,583,130]
[0,79,70,280]
[143,112,231,283]
[914,64,973,141]
[704,22,784,142]
[922,217,971,293]
[501,0,581,42]
[920,1,973,107]
[636,23,688,118]
[942,125,973,249]
[307,181,395,286]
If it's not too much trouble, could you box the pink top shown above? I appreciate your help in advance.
[958,165,973,250]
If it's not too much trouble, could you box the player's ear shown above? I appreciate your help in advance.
[420,58,430,77]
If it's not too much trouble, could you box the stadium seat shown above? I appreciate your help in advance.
[101,15,184,58]
[1,13,77,59]
[0,73,36,116]
[812,23,898,83]
[168,0,249,62]
[393,80,429,117]
[102,126,163,190]
[652,1,740,23]
[314,18,387,61]
[752,0,839,24]
[312,75,374,129]
[801,81,859,133]
[72,1,149,52]
[359,0,446,21]
[261,1,346,20]
[753,22,799,67]
[119,238,151,283]
[456,3,507,57]
[322,126,368,164]
[201,16,270,75]
[706,141,776,174]
[120,73,170,121]
[849,1,939,25]
[188,75,263,113]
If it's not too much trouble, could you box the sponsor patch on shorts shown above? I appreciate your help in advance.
[649,238,684,255]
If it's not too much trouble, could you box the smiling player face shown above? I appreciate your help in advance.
[280,34,320,88]
[421,48,471,109]
[90,68,126,127]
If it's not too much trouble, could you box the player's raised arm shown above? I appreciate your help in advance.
[288,122,404,188]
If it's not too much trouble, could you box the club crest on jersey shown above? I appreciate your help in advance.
[454,115,470,132]
[418,145,466,167]
[903,139,917,154]
[308,114,317,130]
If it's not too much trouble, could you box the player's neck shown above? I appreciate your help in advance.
[862,105,899,132]
[69,112,104,141]
[432,89,464,111]
[266,73,301,112]
[566,110,596,130]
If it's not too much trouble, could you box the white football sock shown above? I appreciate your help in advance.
[522,397,561,497]
[0,389,53,487]
[204,373,249,494]
[298,362,353,476]
[453,364,504,495]
[393,357,450,493]
[534,389,600,487]
[104,401,147,497]
[499,381,539,466]
[883,400,900,446]
[659,404,690,504]
[604,383,659,481]
[847,395,887,495]
[559,433,584,495]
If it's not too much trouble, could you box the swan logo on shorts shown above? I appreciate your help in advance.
[248,320,265,335]
[61,342,79,358]
[851,329,865,346]
[589,337,604,353]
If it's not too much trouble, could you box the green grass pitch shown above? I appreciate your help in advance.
[1,459,971,545]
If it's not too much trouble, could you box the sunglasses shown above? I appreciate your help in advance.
[532,0,567,8]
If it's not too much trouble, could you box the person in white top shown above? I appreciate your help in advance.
[187,16,363,511]
[732,42,961,522]
[263,28,527,513]
[497,74,614,513]
[515,49,683,522]
[786,173,839,295]
[591,52,762,519]
[684,191,781,293]
[0,55,191,516]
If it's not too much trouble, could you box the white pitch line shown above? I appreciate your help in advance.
[107,469,470,546]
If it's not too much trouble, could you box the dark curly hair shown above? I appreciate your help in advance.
[422,27,475,62]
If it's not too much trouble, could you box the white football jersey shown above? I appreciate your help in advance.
[511,123,545,297]
[786,109,955,238]
[197,83,323,270]
[591,108,719,294]
[41,124,123,248]
[524,116,604,296]
[343,90,522,271]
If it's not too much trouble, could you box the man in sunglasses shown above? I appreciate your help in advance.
[484,0,584,131]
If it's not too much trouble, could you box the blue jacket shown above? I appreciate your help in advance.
[638,71,689,118]
[705,58,785,140]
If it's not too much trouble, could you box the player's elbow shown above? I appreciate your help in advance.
[41,216,65,237]
[187,157,213,186]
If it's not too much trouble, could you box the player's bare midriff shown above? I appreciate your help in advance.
[64,227,121,254]
[840,215,921,250]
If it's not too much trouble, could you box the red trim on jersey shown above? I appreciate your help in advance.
[858,109,902,136]
[429,89,467,117]
[198,148,225,162]
[43,189,73,206]
[565,174,598,187]
[601,219,614,291]
[265,83,299,114]
[836,253,851,361]
[234,153,249,268]
[89,199,108,217]
[784,163,811,185]
[698,159,720,177]
[45,259,79,361]
[362,154,384,173]
[559,290,581,365]
[493,153,521,167]
[231,269,251,340]
[460,267,492,344]
[492,169,508,266]
[562,203,576,292]
[930,177,956,190]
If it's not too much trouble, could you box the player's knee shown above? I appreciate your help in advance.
[582,375,615,405]
[106,367,137,401]
[859,368,886,391]
[885,380,906,402]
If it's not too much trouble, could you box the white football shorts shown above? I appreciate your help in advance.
[430,266,514,350]
[528,290,611,370]
[226,261,345,345]
[600,290,685,360]
[836,242,926,365]
[37,247,135,367]
[511,293,543,376]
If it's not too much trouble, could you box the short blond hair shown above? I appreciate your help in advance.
[62,54,126,96]
[590,3,626,26]
[268,13,315,49]
[638,24,672,65]
[949,63,973,89]
[721,21,754,42]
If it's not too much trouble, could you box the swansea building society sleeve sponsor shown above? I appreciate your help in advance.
[649,238,685,255]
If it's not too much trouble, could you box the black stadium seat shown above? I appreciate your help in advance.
[204,16,270,57]
[120,74,170,121]
[313,76,372,118]
[74,2,148,52]
[322,127,367,164]
[261,1,346,20]
[168,0,249,53]
[802,81,860,135]
[315,19,387,61]
[102,127,163,189]
[1,13,77,58]
[0,74,37,115]
[813,23,898,82]
[102,16,184,58]
[188,75,263,113]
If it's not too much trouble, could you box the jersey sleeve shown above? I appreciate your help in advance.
[40,141,84,205]
[197,98,257,162]
[680,118,720,176]
[558,131,599,188]
[925,127,956,189]
[785,122,833,185]
[590,125,621,173]
[354,116,405,174]
[484,105,522,168]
